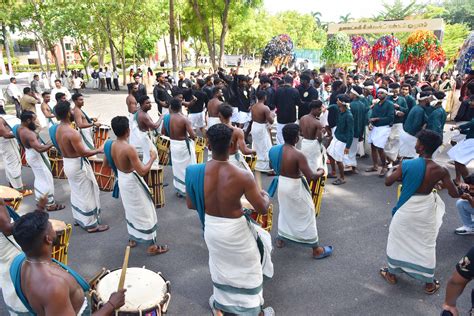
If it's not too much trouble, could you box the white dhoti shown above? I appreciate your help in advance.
[229,152,252,172]
[448,138,474,165]
[0,137,23,189]
[327,137,356,167]
[118,170,158,245]
[79,126,95,150]
[231,107,239,123]
[399,129,419,158]
[276,122,296,145]
[368,125,391,149]
[301,138,327,174]
[188,112,205,129]
[130,129,157,165]
[204,214,273,315]
[384,123,402,161]
[0,231,28,315]
[207,117,221,129]
[170,139,196,195]
[63,157,101,229]
[277,176,319,246]
[387,192,445,283]
[25,148,54,205]
[251,122,272,172]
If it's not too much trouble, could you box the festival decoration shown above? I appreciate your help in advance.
[398,30,445,73]
[321,32,353,67]
[455,31,474,75]
[261,34,295,69]
[370,35,401,73]
[351,35,371,68]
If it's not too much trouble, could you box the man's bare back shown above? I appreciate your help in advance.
[207,97,222,117]
[279,145,323,181]
[299,114,323,141]
[56,124,98,158]
[110,140,156,175]
[18,126,50,152]
[168,113,195,141]
[126,95,138,114]
[226,125,254,155]
[251,101,273,124]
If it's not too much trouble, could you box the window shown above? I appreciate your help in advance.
[65,43,72,50]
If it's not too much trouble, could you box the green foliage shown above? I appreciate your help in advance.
[441,0,474,30]
[374,0,422,21]
[442,23,470,60]
[322,32,353,66]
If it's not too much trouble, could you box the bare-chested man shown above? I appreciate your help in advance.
[10,210,125,315]
[218,103,255,170]
[299,100,327,174]
[250,90,274,173]
[51,101,108,233]
[16,111,64,211]
[206,87,223,129]
[0,116,31,196]
[185,123,274,316]
[104,116,169,255]
[268,123,332,259]
[162,98,196,197]
[130,96,162,164]
[126,82,139,115]
[72,93,100,150]
[40,91,56,127]
[381,129,460,294]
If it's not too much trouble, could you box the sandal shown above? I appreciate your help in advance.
[87,224,110,233]
[147,244,169,256]
[424,279,440,295]
[365,166,378,172]
[379,267,397,284]
[313,246,333,259]
[46,204,65,212]
[332,179,346,185]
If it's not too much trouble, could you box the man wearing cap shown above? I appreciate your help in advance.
[366,87,394,177]
[398,91,431,159]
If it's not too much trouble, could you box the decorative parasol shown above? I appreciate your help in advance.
[398,30,445,73]
[370,35,401,73]
[455,31,474,75]
[261,34,296,68]
[351,35,371,68]
[321,32,353,67]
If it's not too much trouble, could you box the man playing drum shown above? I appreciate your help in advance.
[105,116,169,255]
[206,87,224,129]
[162,98,196,197]
[16,111,65,211]
[9,210,126,315]
[72,93,100,150]
[185,123,274,316]
[51,101,109,233]
[0,116,32,196]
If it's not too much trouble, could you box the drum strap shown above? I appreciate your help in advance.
[3,233,21,251]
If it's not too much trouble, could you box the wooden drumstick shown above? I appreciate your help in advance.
[255,171,262,190]
[117,246,131,291]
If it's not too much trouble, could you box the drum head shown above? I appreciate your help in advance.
[0,186,22,200]
[49,219,67,232]
[97,268,167,312]
[99,125,111,130]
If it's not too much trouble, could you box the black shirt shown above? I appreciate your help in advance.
[202,85,214,100]
[178,78,193,90]
[456,246,474,280]
[153,83,173,112]
[327,104,340,128]
[189,90,208,113]
[275,85,300,124]
[454,100,474,122]
[297,85,319,119]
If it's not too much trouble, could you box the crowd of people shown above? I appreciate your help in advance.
[0,63,473,315]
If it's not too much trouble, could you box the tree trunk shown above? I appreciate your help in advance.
[163,37,169,64]
[121,33,127,86]
[0,44,6,75]
[2,24,13,75]
[35,41,45,73]
[50,45,61,77]
[218,0,231,68]
[190,0,216,70]
[169,0,178,80]
[60,37,68,71]
[106,18,117,69]
[42,42,51,74]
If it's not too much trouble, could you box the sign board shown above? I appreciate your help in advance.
[327,19,445,35]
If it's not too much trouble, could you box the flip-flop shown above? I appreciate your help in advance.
[379,267,397,284]
[327,174,337,179]
[365,167,378,172]
[87,224,109,233]
[147,244,169,256]
[332,179,346,185]
[313,246,333,259]
[424,279,440,295]
[46,204,65,212]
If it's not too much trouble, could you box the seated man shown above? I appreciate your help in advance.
[381,130,459,294]
[442,246,474,316]
[185,123,274,316]
[10,210,125,315]
[105,116,169,255]
[454,174,474,235]
[268,123,333,259]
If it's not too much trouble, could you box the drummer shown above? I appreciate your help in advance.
[0,116,32,196]
[9,210,126,315]
[72,93,100,150]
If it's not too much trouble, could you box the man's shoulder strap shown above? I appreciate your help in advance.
[49,124,62,156]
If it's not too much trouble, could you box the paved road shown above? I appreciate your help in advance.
[0,88,473,315]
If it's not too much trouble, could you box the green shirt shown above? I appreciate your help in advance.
[426,106,447,136]
[389,96,408,124]
[404,95,416,113]
[335,110,354,149]
[460,119,474,139]
[403,105,427,136]
[350,99,368,139]
[370,99,394,127]
[362,95,373,126]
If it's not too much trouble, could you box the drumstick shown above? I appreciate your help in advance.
[117,246,131,291]
[255,171,262,190]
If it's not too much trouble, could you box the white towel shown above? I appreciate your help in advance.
[229,151,252,173]
[170,139,196,195]
[118,170,158,245]
[368,125,391,149]
[0,137,23,190]
[251,122,272,172]
[25,148,55,205]
[207,117,221,129]
[130,128,157,165]
[399,129,419,158]
[79,126,95,150]
[204,214,273,315]
[387,192,445,283]
[63,157,101,229]
[447,138,474,165]
[277,176,319,246]
[384,123,402,161]
[301,138,328,174]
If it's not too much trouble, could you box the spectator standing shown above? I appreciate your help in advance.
[98,68,106,91]
[113,68,120,91]
[6,77,22,118]
[105,67,113,90]
[91,69,99,89]
[71,75,84,94]
[30,74,42,99]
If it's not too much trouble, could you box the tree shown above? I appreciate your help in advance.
[311,11,322,27]
[375,0,421,21]
[442,23,470,60]
[0,0,20,75]
[441,0,474,30]
[322,32,353,67]
[339,13,352,24]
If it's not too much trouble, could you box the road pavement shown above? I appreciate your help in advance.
[0,87,472,315]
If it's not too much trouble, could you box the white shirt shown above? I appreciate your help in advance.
[98,72,106,79]
[113,71,119,79]
[50,86,71,107]
[0,89,5,106]
[72,78,83,89]
[6,83,22,99]
[105,71,112,78]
